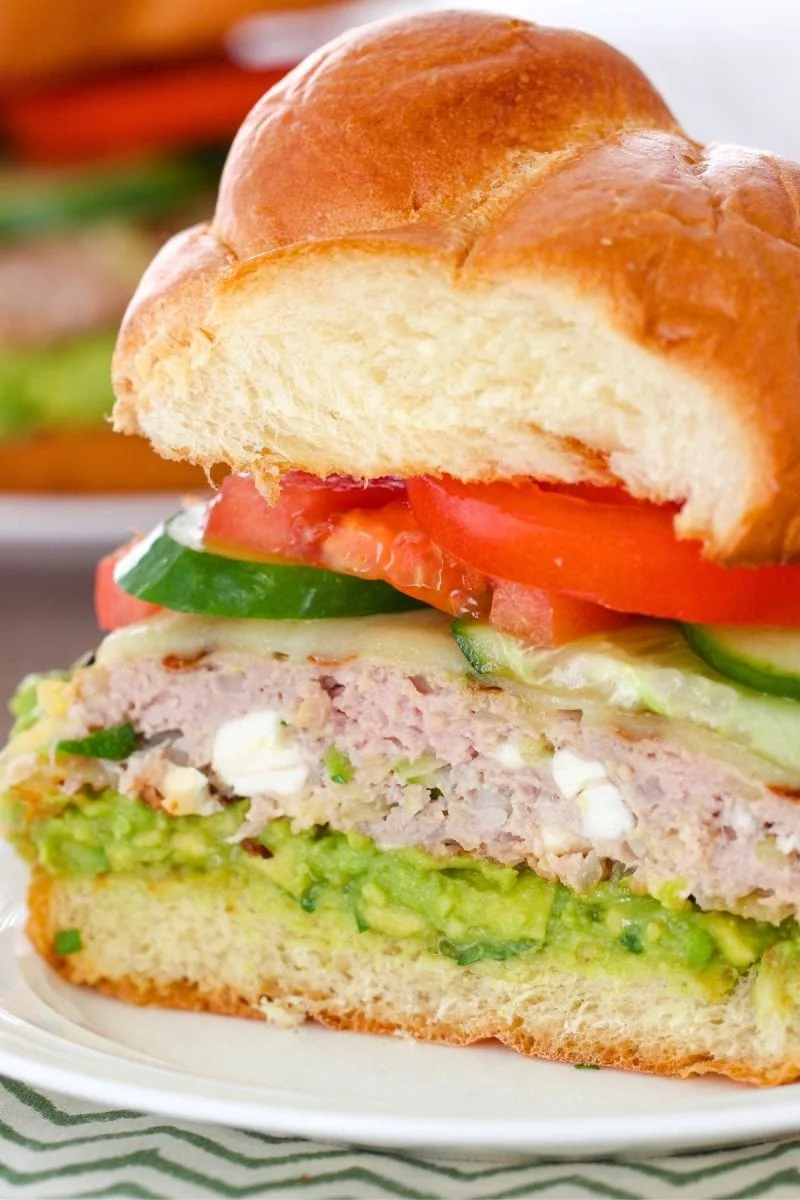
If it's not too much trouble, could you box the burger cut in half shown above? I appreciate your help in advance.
[7,10,800,1083]
[0,0,333,491]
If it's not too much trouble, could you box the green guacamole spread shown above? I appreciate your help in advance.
[4,787,797,996]
[0,332,115,439]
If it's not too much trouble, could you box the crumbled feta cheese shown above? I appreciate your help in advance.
[730,806,757,838]
[551,749,608,800]
[212,710,308,798]
[578,781,634,841]
[776,832,800,856]
[551,749,634,842]
[160,764,222,817]
[493,741,526,769]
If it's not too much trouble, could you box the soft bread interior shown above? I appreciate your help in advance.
[29,868,800,1086]
[110,4,800,568]
[118,238,760,559]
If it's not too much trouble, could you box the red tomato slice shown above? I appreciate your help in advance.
[205,472,640,632]
[3,58,290,164]
[95,542,160,632]
[489,580,634,645]
[407,477,800,626]
[320,502,491,618]
[204,472,405,562]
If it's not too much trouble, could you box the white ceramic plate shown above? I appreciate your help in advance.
[0,495,197,570]
[0,495,180,552]
[1,848,800,1158]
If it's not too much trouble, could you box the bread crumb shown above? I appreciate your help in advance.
[256,996,307,1028]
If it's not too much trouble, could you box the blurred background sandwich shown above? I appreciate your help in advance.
[0,0,344,491]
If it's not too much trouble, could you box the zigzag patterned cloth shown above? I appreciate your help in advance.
[1,1076,800,1198]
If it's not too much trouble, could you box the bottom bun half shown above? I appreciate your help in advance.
[0,430,209,492]
[27,868,800,1086]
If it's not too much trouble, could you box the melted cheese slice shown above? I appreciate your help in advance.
[97,610,467,675]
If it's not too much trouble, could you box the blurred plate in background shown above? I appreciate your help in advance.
[0,495,182,564]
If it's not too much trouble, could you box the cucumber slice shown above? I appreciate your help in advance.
[451,618,800,775]
[453,619,533,678]
[114,507,425,621]
[682,624,800,700]
[0,153,222,241]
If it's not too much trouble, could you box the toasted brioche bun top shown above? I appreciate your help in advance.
[113,10,800,566]
[0,0,327,82]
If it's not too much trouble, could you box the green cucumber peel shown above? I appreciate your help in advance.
[57,723,140,761]
[682,624,800,701]
[452,618,494,674]
[114,506,426,622]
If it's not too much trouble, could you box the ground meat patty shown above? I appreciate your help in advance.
[61,648,800,924]
[0,224,166,350]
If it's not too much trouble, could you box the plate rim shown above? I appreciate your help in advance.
[1,1033,800,1154]
[2,980,800,1155]
[0,494,186,548]
[2,833,800,1154]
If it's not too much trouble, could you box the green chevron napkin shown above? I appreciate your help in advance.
[0,1074,799,1199]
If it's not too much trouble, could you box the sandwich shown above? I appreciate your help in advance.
[0,0,330,491]
[0,0,334,83]
[6,9,800,1084]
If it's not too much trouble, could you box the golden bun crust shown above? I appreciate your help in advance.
[0,0,331,82]
[27,868,800,1086]
[215,10,678,257]
[0,428,208,492]
[113,10,800,564]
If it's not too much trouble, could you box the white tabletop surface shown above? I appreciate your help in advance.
[441,0,800,161]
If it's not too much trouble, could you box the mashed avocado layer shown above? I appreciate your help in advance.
[0,331,116,439]
[3,787,796,999]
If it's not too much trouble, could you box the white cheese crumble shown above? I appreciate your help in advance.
[212,710,308,798]
[493,741,527,769]
[551,749,634,843]
[551,749,608,800]
[729,806,757,838]
[160,764,222,817]
[579,781,634,842]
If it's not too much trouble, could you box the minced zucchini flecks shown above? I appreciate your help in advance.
[3,787,796,995]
